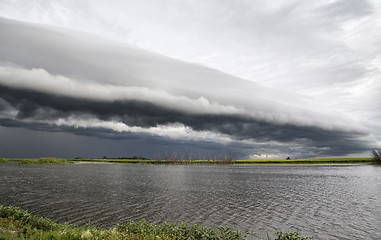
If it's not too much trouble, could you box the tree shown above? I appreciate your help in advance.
[372,147,381,164]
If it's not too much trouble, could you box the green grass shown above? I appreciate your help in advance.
[235,158,373,165]
[0,158,236,165]
[0,158,71,164]
[0,205,313,240]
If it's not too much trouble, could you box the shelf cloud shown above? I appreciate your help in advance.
[0,0,380,159]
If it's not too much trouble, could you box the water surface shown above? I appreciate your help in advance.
[0,163,380,239]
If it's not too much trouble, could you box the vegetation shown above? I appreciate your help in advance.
[269,231,313,240]
[152,152,234,164]
[104,156,151,160]
[0,154,236,165]
[0,205,313,240]
[372,147,381,164]
[0,157,70,164]
[235,158,373,165]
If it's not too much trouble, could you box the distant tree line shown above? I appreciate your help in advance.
[103,156,150,160]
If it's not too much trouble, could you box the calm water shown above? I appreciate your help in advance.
[0,163,380,239]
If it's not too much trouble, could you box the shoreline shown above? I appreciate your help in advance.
[72,161,372,166]
[234,162,372,166]
[0,157,374,165]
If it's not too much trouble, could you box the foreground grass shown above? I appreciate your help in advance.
[0,205,313,240]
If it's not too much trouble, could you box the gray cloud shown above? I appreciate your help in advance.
[0,84,367,143]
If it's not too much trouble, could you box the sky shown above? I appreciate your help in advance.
[0,0,380,159]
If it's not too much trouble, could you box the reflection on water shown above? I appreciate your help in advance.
[0,163,380,239]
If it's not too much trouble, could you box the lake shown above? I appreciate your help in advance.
[0,163,380,239]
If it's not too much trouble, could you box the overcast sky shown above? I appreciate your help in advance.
[0,0,380,159]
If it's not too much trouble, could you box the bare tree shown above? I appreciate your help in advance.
[372,147,381,164]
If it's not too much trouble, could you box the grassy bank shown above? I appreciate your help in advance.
[0,205,312,240]
[235,158,373,165]
[0,157,374,165]
[71,158,236,165]
[0,158,235,165]
[0,157,71,164]
[71,157,373,165]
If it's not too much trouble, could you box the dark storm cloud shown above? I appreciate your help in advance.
[0,116,372,160]
[0,125,232,159]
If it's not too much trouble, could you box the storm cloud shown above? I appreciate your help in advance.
[0,0,380,159]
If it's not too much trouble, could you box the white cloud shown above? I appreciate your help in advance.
[249,154,288,160]
[53,117,235,144]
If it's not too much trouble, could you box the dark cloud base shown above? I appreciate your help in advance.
[0,84,373,158]
[0,84,367,141]
[0,121,241,159]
